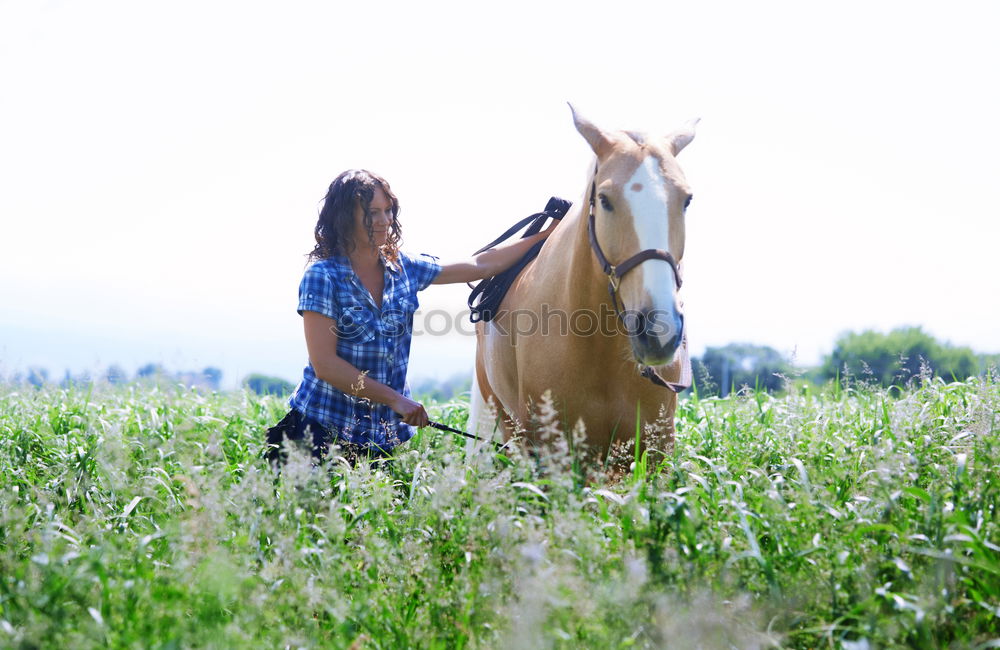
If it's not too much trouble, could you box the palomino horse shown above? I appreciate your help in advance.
[468,106,698,460]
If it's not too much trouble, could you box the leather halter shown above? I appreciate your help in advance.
[587,163,692,393]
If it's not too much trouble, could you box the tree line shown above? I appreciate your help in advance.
[8,364,226,391]
[5,325,996,399]
[693,325,999,397]
[4,363,300,397]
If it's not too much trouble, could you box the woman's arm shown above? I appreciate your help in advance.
[432,223,557,285]
[302,311,429,426]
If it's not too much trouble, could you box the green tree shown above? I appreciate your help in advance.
[136,363,167,379]
[105,364,129,385]
[243,374,295,396]
[60,369,92,388]
[979,353,1000,376]
[412,372,473,402]
[201,367,223,390]
[693,343,789,397]
[821,326,978,387]
[26,366,49,388]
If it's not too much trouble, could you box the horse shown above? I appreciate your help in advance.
[468,106,698,461]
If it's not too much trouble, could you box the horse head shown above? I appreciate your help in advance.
[570,105,698,366]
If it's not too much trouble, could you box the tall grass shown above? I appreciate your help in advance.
[0,377,997,648]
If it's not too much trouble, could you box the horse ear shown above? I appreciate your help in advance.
[569,103,615,160]
[666,118,700,156]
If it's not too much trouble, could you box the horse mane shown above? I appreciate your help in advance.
[625,130,646,146]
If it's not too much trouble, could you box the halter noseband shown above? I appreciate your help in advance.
[587,162,691,393]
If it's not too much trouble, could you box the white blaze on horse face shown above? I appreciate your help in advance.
[625,156,681,333]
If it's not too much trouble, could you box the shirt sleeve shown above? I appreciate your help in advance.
[405,252,443,291]
[297,264,339,319]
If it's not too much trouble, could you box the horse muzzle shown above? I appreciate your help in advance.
[627,308,684,365]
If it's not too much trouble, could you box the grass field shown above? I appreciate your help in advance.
[0,376,998,648]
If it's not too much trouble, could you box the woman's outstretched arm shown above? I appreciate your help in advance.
[302,311,428,427]
[432,222,557,285]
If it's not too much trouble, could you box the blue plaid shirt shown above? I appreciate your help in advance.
[288,251,442,450]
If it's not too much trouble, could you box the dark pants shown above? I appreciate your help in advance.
[265,409,392,467]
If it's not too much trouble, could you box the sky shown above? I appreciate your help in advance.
[1,0,998,389]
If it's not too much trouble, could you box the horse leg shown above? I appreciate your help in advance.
[467,365,493,441]
[469,343,515,446]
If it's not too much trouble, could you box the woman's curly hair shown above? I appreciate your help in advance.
[308,169,403,266]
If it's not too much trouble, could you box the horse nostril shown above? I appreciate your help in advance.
[642,309,682,350]
[625,308,683,356]
[630,310,646,337]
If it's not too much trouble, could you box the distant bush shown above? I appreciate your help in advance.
[692,343,790,397]
[980,353,1000,376]
[411,372,473,402]
[105,365,129,385]
[821,326,978,387]
[25,367,49,388]
[136,363,167,379]
[243,373,295,396]
[133,364,223,390]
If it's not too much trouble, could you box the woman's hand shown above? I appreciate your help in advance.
[390,393,429,427]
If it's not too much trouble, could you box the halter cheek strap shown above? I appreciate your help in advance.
[587,173,683,297]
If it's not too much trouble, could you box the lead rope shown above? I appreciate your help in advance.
[427,420,509,451]
[639,333,692,393]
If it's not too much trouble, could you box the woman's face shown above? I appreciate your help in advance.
[353,186,393,250]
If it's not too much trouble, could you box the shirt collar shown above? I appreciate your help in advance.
[329,253,401,275]
[381,253,402,275]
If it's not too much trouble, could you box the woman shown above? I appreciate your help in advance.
[266,169,557,464]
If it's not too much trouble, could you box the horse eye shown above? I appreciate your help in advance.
[599,194,613,212]
[684,195,693,210]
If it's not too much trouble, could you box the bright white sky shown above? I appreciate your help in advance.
[2,0,998,388]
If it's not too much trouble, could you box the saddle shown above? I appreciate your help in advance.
[467,197,571,323]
